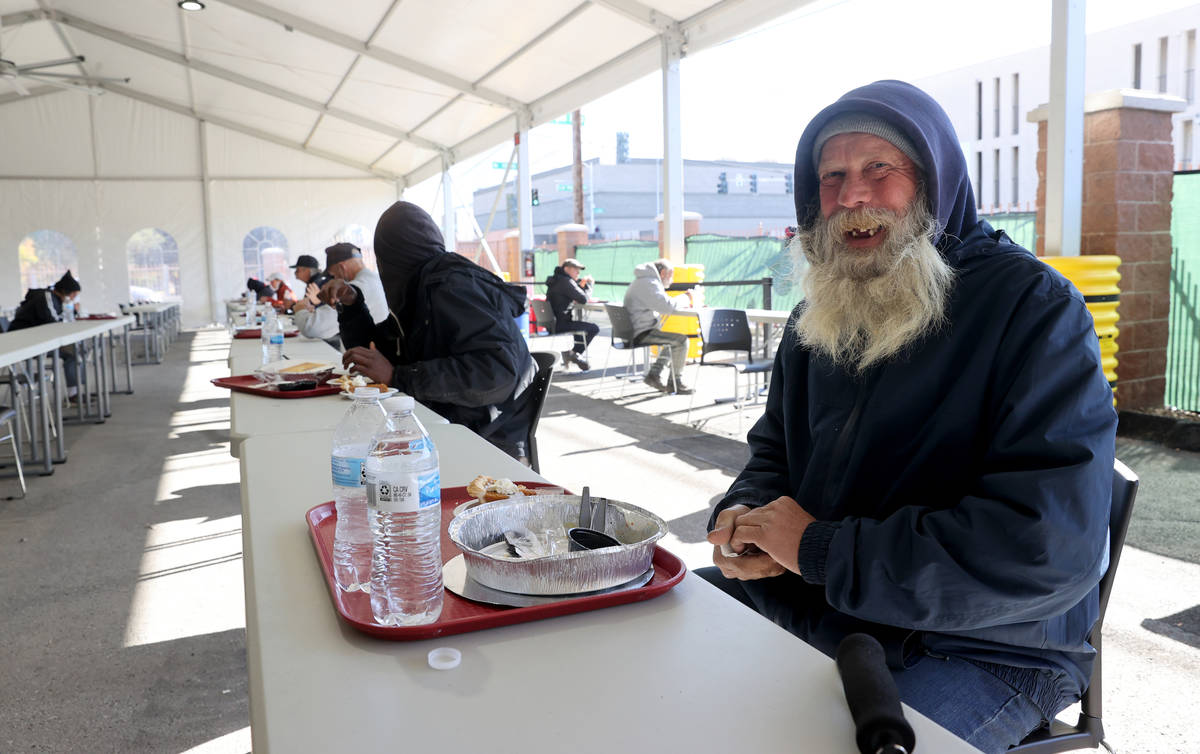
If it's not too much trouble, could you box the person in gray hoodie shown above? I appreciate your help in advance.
[621,259,693,394]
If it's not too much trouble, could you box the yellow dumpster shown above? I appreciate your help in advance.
[662,263,705,359]
[1041,255,1121,400]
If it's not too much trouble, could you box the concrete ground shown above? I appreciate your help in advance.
[0,326,1196,753]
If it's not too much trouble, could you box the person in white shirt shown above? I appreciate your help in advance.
[325,243,388,325]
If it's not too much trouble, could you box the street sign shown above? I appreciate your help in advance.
[549,114,585,125]
[492,161,517,169]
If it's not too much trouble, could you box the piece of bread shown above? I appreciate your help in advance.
[466,474,536,501]
[279,361,331,373]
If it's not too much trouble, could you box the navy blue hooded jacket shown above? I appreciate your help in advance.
[711,81,1117,715]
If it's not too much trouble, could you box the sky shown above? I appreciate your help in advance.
[405,0,1200,235]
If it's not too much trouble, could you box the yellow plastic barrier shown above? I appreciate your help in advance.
[662,263,705,359]
[1041,255,1121,400]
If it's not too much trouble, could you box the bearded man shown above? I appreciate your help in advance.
[697,81,1116,753]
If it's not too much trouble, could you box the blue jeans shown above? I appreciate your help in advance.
[695,566,1045,753]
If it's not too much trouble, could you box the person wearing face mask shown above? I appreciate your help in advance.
[698,81,1116,753]
[319,201,537,463]
[9,270,84,399]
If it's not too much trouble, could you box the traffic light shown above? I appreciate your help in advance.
[531,188,540,206]
[784,173,794,194]
[749,173,758,193]
[717,172,728,194]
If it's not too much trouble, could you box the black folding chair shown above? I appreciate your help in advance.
[598,303,676,397]
[685,308,772,432]
[1009,459,1139,753]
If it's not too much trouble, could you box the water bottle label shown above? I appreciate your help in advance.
[367,469,440,513]
[270,334,284,345]
[331,456,364,487]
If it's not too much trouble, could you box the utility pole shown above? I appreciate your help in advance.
[572,109,584,226]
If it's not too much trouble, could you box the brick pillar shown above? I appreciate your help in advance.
[1032,90,1186,410]
[555,223,589,264]
[502,230,520,280]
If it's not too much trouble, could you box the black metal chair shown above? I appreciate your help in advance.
[1009,459,1139,753]
[530,299,557,336]
[685,308,772,432]
[599,303,675,397]
[523,352,557,474]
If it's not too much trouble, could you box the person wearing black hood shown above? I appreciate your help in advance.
[698,81,1116,752]
[544,258,597,370]
[321,201,537,461]
[10,270,84,397]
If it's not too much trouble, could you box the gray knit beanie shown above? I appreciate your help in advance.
[812,112,925,171]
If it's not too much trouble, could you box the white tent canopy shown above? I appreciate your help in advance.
[0,0,803,326]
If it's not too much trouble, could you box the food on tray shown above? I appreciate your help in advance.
[353,383,389,392]
[279,361,331,374]
[466,475,539,502]
[328,374,366,390]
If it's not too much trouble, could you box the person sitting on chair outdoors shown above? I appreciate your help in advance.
[622,258,693,394]
[9,270,84,401]
[697,80,1117,753]
[288,254,340,349]
[545,258,598,371]
[320,201,538,463]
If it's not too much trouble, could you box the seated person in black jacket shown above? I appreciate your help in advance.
[544,258,597,371]
[700,81,1116,753]
[9,270,83,398]
[319,201,537,462]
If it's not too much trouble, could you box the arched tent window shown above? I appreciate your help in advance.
[19,230,79,292]
[330,224,375,270]
[126,228,181,303]
[243,226,289,283]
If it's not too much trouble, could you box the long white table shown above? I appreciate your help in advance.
[224,336,446,458]
[235,407,979,752]
[126,302,180,363]
[0,316,135,473]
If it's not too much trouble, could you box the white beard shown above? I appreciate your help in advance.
[791,202,955,372]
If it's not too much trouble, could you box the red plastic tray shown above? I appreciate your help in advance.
[233,329,299,339]
[211,374,342,398]
[305,484,687,640]
[80,314,119,320]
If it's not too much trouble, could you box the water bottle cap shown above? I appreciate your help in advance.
[427,647,461,670]
[352,387,381,398]
[382,395,415,414]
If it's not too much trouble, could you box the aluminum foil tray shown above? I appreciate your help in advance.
[447,495,667,595]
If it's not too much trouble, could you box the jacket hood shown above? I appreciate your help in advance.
[633,261,661,280]
[545,265,570,287]
[794,80,977,248]
[374,200,449,314]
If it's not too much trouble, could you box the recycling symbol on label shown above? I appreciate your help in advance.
[378,483,391,499]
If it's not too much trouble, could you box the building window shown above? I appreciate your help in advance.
[1134,43,1143,88]
[18,229,78,292]
[975,81,983,140]
[1187,30,1196,103]
[975,151,983,209]
[1012,146,1020,206]
[126,228,180,303]
[1012,73,1020,134]
[993,149,1001,210]
[242,226,289,284]
[993,77,1001,138]
[330,224,375,270]
[1159,36,1169,93]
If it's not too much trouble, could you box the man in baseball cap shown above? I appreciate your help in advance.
[322,242,388,325]
[544,258,596,370]
[699,80,1116,752]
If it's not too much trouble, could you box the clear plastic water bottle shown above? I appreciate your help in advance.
[366,395,443,626]
[261,307,285,364]
[245,290,257,326]
[331,387,388,593]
